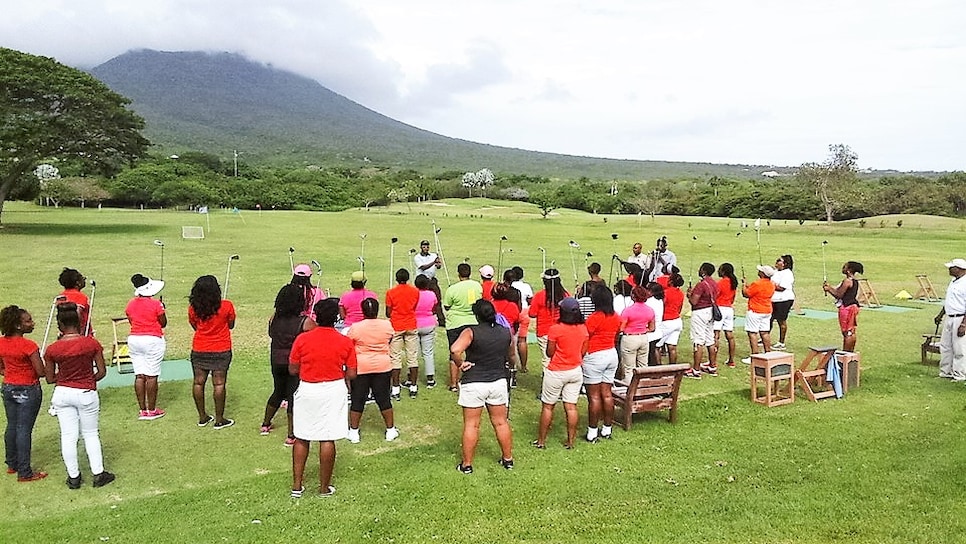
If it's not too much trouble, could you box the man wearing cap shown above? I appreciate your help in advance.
[414,241,442,280]
[740,265,776,365]
[935,258,966,381]
[479,265,495,301]
[644,237,677,283]
[443,264,483,391]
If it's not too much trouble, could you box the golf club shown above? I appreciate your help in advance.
[432,220,451,285]
[389,237,398,288]
[311,260,322,292]
[40,295,64,352]
[568,241,580,285]
[288,247,296,274]
[84,279,96,336]
[498,235,508,272]
[224,254,240,298]
[754,218,763,265]
[609,233,619,282]
[736,232,745,279]
[822,240,829,296]
[688,235,697,286]
[153,240,165,280]
[357,256,365,274]
[359,234,367,264]
[537,247,547,272]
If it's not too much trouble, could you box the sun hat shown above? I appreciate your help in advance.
[756,265,776,277]
[293,264,312,277]
[131,273,164,297]
[944,258,966,270]
[559,297,580,312]
[351,271,366,282]
[479,265,495,279]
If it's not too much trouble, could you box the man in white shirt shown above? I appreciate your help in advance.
[936,258,966,381]
[644,236,677,283]
[413,240,441,279]
[627,243,647,267]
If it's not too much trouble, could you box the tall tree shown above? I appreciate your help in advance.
[797,144,858,223]
[0,48,149,224]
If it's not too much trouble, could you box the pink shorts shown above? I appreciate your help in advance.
[838,305,859,332]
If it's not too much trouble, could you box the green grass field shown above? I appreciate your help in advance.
[1,200,966,543]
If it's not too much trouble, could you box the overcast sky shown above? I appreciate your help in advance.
[4,1,965,171]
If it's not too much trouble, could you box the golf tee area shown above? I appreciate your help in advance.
[1,199,965,544]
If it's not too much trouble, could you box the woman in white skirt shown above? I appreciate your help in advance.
[288,298,357,498]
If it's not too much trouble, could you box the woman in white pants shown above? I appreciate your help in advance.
[43,303,114,489]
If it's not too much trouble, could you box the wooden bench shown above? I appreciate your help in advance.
[922,334,941,365]
[613,363,690,429]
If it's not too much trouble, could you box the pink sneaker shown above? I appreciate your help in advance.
[260,424,272,435]
[142,409,166,421]
[138,410,150,420]
[284,436,296,447]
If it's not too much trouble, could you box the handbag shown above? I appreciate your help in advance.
[711,304,723,322]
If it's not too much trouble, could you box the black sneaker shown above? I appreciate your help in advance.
[426,377,436,389]
[391,392,401,402]
[93,471,115,488]
[401,380,414,388]
[510,371,518,389]
[500,458,514,470]
[456,463,473,474]
[66,474,82,490]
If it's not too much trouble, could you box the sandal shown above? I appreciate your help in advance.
[320,485,336,497]
[291,486,304,499]
[448,385,459,393]
[531,440,545,449]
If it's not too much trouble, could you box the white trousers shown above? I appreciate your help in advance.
[52,386,104,478]
[939,317,966,379]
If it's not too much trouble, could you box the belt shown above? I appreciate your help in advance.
[948,314,965,318]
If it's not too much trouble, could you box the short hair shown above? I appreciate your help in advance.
[414,274,430,290]
[59,268,84,289]
[511,266,524,281]
[471,299,497,325]
[492,282,510,301]
[351,280,366,289]
[361,297,379,319]
[313,298,341,327]
[631,285,649,303]
[588,262,601,275]
[56,302,81,332]
[274,284,305,317]
[502,269,516,283]
[0,305,27,337]
[395,268,410,283]
[457,263,471,278]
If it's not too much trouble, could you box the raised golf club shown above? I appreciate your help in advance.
[40,295,65,352]
[311,260,322,291]
[688,235,697,286]
[609,233,619,281]
[288,246,296,274]
[822,240,829,296]
[357,256,365,273]
[498,235,508,271]
[389,237,398,288]
[359,234,367,263]
[224,254,240,298]
[568,240,580,285]
[432,220,451,285]
[537,246,547,271]
[736,232,745,278]
[153,239,165,280]
[754,218,763,264]
[84,279,96,336]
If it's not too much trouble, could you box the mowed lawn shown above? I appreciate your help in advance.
[1,200,966,543]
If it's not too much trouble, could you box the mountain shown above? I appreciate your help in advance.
[89,50,781,179]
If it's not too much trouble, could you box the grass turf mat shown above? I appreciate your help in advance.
[99,359,193,388]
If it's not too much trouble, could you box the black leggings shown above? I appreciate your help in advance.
[350,371,392,412]
[267,364,299,408]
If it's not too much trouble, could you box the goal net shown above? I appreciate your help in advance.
[182,226,205,240]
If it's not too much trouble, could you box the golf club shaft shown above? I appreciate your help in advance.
[84,282,96,336]
[41,297,58,352]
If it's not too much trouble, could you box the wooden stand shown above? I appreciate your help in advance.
[914,275,941,302]
[835,351,861,390]
[855,279,881,308]
[750,352,795,407]
[796,346,840,401]
[613,363,690,429]
[922,333,941,364]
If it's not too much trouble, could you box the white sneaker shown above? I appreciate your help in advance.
[385,427,399,442]
[347,428,360,444]
[741,357,752,365]
[773,342,786,350]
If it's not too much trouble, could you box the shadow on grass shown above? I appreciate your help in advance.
[1,223,159,236]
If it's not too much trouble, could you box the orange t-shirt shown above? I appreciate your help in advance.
[188,300,236,352]
[347,318,394,374]
[547,323,588,371]
[663,287,685,320]
[745,278,775,314]
[585,311,621,353]
[385,284,419,331]
[528,290,570,337]
[716,278,737,308]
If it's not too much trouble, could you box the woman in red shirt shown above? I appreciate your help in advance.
[528,269,569,368]
[659,272,686,365]
[188,275,236,429]
[289,298,357,498]
[58,267,93,336]
[581,285,621,442]
[44,303,114,489]
[0,305,46,482]
[713,263,739,367]
[534,298,588,450]
[125,274,167,420]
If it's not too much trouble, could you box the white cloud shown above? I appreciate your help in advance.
[2,0,965,170]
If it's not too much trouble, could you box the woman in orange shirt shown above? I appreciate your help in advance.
[346,298,398,443]
[188,275,236,429]
[713,263,739,367]
[534,298,588,450]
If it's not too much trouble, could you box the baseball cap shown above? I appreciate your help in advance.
[351,271,366,282]
[479,265,494,279]
[294,264,312,277]
[945,258,966,269]
[756,265,776,277]
[559,297,580,312]
[420,240,430,246]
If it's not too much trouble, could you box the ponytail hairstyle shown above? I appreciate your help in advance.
[718,262,738,290]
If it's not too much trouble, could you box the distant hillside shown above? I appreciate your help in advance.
[89,50,784,179]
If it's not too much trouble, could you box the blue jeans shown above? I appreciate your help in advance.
[3,383,43,478]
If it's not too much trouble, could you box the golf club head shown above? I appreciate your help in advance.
[586,252,593,257]
[692,236,697,241]
[611,233,619,240]
[507,248,513,253]
[229,254,240,261]
[359,233,367,240]
[464,257,470,263]
[822,240,829,245]
[435,227,442,234]
[736,232,742,237]
[289,247,295,254]
[391,237,398,244]
[501,235,508,241]
[89,279,96,287]
[153,240,164,247]
[537,247,545,253]
[569,241,580,248]
[409,248,417,255]
[311,260,321,271]
[550,260,556,267]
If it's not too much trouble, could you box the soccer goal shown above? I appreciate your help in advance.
[182,226,205,240]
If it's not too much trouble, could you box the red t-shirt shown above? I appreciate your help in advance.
[290,327,357,383]
[655,275,670,288]
[528,290,570,337]
[492,299,521,332]
[385,284,419,331]
[44,336,103,390]
[126,297,166,337]
[0,336,41,386]
[60,289,92,335]
[481,279,495,301]
[189,300,236,352]
[547,323,588,371]
[585,311,621,353]
[664,286,685,320]
[716,278,737,307]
